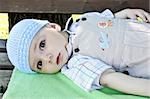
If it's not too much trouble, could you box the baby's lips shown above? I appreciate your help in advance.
[56,53,60,65]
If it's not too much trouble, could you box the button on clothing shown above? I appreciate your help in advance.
[74,48,80,52]
[81,17,87,21]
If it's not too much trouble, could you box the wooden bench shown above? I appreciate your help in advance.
[0,0,149,98]
[0,0,149,13]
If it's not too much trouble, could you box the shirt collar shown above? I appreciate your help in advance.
[63,18,74,59]
[63,17,73,34]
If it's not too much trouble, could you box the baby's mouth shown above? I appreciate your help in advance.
[56,53,61,65]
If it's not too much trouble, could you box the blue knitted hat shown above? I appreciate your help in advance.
[6,19,49,73]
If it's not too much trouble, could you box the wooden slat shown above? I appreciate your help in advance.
[0,40,6,49]
[0,93,3,99]
[0,40,6,52]
[0,40,13,69]
[0,0,149,13]
[0,70,12,94]
[0,52,13,70]
[0,53,11,66]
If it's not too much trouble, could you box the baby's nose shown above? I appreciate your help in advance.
[44,53,53,63]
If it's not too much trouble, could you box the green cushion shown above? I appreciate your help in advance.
[3,68,148,99]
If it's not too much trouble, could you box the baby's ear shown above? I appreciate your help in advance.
[46,23,61,31]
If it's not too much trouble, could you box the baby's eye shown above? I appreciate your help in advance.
[39,40,45,50]
[37,60,42,70]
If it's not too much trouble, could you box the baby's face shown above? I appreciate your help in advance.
[29,23,69,73]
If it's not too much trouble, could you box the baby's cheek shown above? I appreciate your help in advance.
[45,65,60,73]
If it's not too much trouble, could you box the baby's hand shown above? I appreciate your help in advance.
[115,9,150,23]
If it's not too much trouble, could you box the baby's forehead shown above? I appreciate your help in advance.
[37,24,49,34]
[32,24,51,40]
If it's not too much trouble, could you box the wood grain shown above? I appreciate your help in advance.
[0,70,12,97]
[0,0,149,13]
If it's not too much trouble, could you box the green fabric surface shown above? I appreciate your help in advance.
[2,68,148,99]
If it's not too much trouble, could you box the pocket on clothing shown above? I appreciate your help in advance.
[124,22,150,48]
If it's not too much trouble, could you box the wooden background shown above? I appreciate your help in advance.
[0,0,149,13]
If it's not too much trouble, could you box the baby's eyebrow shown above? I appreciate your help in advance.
[32,58,37,71]
[34,36,40,52]
[31,43,38,71]
[32,36,42,69]
[33,42,36,53]
[32,40,38,70]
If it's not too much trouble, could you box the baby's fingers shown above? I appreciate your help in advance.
[127,14,137,20]
[137,13,147,22]
[143,12,150,23]
[137,9,150,23]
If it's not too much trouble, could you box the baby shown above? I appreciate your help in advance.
[6,8,150,96]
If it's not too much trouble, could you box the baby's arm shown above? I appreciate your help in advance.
[114,8,150,22]
[100,69,150,96]
[62,54,149,96]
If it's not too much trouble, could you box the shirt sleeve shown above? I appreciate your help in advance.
[61,54,112,92]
